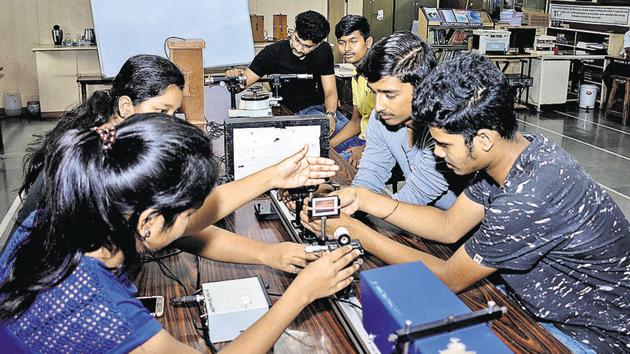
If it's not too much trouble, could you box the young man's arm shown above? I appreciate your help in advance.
[226,42,271,87]
[349,221,495,292]
[330,105,361,148]
[321,74,339,134]
[301,209,494,293]
[351,112,396,194]
[313,188,484,244]
[382,192,483,243]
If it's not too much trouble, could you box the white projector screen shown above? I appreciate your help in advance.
[90,0,255,77]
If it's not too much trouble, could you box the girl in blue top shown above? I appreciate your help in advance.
[13,54,340,277]
[0,113,359,353]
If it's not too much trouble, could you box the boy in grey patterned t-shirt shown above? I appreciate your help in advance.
[464,133,629,351]
[304,53,629,352]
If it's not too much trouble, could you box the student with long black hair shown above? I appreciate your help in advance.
[0,114,359,353]
[12,54,340,274]
[16,54,187,234]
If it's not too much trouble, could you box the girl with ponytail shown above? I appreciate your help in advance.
[11,54,340,276]
[16,54,185,234]
[0,113,359,353]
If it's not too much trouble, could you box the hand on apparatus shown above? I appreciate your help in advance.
[261,242,320,274]
[299,206,356,238]
[278,183,336,212]
[271,145,339,189]
[277,189,297,211]
[225,68,247,90]
[289,245,360,304]
[225,68,245,78]
[331,187,362,215]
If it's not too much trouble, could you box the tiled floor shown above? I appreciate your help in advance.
[517,104,630,214]
[0,103,629,245]
[0,116,57,242]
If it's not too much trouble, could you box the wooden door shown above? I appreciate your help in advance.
[250,15,265,42]
[328,0,346,63]
[363,0,394,42]
[273,14,288,40]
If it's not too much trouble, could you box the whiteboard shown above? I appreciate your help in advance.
[90,0,255,77]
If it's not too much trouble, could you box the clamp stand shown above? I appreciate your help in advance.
[206,73,312,113]
[287,185,318,242]
[389,302,507,354]
[319,216,328,245]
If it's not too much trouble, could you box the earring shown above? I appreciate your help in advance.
[141,229,151,241]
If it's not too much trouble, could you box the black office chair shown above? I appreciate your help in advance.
[386,163,404,194]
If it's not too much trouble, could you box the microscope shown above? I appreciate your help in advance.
[206,73,313,118]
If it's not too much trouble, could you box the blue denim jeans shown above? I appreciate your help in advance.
[298,104,364,158]
[495,285,596,353]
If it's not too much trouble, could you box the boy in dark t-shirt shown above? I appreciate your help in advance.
[302,54,629,352]
[248,37,333,113]
[227,11,344,136]
[463,133,629,351]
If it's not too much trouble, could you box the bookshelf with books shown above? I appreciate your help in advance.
[418,7,494,60]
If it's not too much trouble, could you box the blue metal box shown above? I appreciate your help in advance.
[360,262,511,353]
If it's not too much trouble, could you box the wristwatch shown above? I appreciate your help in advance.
[325,111,336,134]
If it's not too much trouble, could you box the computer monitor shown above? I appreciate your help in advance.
[508,28,536,54]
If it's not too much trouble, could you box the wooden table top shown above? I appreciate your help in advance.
[134,150,569,353]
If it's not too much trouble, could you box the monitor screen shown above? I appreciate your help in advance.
[508,28,537,53]
[224,115,329,180]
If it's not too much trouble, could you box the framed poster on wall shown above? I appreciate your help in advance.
[549,4,630,27]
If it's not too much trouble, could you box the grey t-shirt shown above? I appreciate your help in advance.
[464,134,630,352]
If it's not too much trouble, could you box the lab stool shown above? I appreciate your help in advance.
[604,75,630,126]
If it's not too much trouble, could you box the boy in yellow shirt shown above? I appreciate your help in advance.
[330,15,375,167]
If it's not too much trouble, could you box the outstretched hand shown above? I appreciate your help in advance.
[272,145,339,189]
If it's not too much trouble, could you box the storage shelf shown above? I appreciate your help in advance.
[431,44,468,50]
[575,46,606,52]
[419,8,494,50]
[32,44,97,52]
[428,24,487,29]
[547,26,619,36]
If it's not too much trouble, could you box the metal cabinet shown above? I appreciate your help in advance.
[363,0,394,42]
[394,0,437,32]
